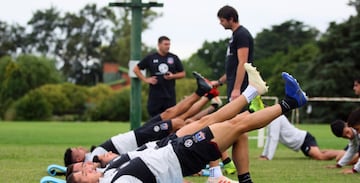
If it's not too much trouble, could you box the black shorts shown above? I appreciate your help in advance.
[300,132,318,157]
[147,97,176,117]
[134,119,173,147]
[172,126,222,176]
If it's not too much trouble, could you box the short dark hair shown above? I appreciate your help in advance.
[217,5,239,23]
[354,78,360,83]
[66,172,75,183]
[66,163,75,178]
[330,119,345,137]
[347,108,360,127]
[158,36,170,44]
[64,148,73,167]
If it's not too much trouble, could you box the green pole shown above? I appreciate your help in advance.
[109,1,163,130]
[130,0,142,130]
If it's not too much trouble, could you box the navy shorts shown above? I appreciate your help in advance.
[300,132,318,156]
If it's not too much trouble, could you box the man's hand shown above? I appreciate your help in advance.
[145,76,158,85]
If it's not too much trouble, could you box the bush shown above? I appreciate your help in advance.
[12,90,53,121]
[88,86,130,121]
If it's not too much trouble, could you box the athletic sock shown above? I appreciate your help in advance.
[238,172,253,183]
[242,85,258,103]
[209,166,222,178]
[279,96,298,114]
[195,88,206,97]
[222,157,232,165]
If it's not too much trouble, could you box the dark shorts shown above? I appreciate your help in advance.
[172,126,222,176]
[147,97,176,117]
[300,132,318,157]
[134,119,173,147]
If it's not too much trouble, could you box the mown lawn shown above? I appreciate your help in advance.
[0,122,358,183]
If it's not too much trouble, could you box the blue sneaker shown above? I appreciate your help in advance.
[281,72,308,107]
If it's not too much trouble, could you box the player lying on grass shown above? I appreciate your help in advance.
[66,66,307,183]
[64,71,219,166]
[65,63,269,183]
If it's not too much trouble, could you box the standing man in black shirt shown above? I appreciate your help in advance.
[133,36,185,117]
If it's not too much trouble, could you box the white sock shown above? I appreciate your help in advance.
[242,85,258,103]
[209,166,222,178]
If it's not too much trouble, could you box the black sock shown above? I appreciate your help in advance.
[195,88,206,96]
[222,157,232,165]
[238,172,253,183]
[279,96,298,114]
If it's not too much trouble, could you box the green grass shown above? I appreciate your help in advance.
[0,122,359,183]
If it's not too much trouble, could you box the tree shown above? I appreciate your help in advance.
[185,39,228,80]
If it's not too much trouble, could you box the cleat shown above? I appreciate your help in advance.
[206,175,238,183]
[211,96,223,109]
[244,63,268,95]
[223,161,237,175]
[249,95,265,113]
[281,72,308,107]
[193,71,212,93]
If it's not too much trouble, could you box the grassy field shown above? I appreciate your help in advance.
[0,122,359,183]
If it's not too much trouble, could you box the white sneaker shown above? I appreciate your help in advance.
[206,176,238,183]
[244,63,268,95]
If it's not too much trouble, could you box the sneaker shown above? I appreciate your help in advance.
[223,161,237,175]
[206,176,238,183]
[244,63,268,95]
[281,72,308,107]
[193,71,212,93]
[211,96,223,109]
[249,95,265,112]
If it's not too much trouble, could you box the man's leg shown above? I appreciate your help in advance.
[308,147,344,160]
[147,72,213,123]
[208,72,307,183]
[176,63,268,137]
[210,71,307,152]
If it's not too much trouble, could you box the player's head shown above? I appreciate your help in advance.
[217,5,239,25]
[64,147,89,166]
[330,119,355,140]
[66,161,100,177]
[330,119,347,138]
[157,36,170,55]
[353,78,360,96]
[66,169,102,183]
[347,108,360,133]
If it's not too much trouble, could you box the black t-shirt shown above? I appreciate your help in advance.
[225,25,254,98]
[137,52,184,98]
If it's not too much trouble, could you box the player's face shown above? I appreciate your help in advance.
[353,81,360,96]
[71,147,88,163]
[72,162,99,173]
[73,169,102,183]
[219,18,232,30]
[342,126,354,139]
[98,151,118,165]
[158,40,170,55]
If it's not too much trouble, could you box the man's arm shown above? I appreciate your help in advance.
[230,47,248,100]
[133,65,157,85]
